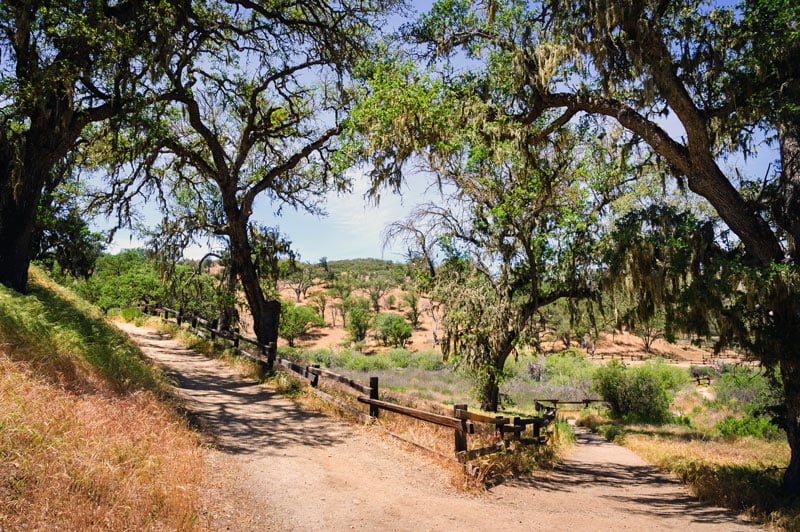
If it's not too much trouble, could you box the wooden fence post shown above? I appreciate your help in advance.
[369,377,379,418]
[232,328,240,350]
[454,404,468,455]
[308,364,320,387]
[177,308,183,326]
[265,342,276,372]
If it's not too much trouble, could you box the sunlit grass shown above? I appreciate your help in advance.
[0,266,209,529]
[0,267,163,392]
[580,414,798,528]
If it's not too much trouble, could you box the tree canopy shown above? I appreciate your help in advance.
[0,0,186,292]
[89,0,401,346]
[354,0,800,491]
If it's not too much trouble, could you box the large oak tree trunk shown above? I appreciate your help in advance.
[782,357,800,494]
[0,200,37,293]
[225,210,280,348]
[480,379,500,412]
[779,110,800,494]
[0,151,50,293]
[478,341,514,412]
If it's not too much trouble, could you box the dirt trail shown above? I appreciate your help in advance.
[118,322,758,531]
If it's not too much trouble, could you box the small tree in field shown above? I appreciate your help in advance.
[344,296,372,343]
[309,292,329,324]
[373,313,412,347]
[401,288,421,328]
[347,307,372,343]
[279,301,325,348]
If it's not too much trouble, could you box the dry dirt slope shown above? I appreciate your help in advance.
[117,322,758,531]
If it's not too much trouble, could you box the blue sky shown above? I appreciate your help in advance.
[104,167,439,263]
[246,169,437,263]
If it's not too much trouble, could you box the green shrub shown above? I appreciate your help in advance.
[344,352,393,371]
[301,346,445,372]
[413,349,445,370]
[331,349,357,367]
[278,301,325,347]
[647,358,690,390]
[715,415,784,440]
[690,365,713,379]
[305,348,335,367]
[372,313,412,347]
[593,360,674,423]
[544,349,594,385]
[346,306,372,343]
[120,307,143,322]
[714,368,784,419]
[388,348,412,368]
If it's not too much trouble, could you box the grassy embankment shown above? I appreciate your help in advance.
[0,267,207,530]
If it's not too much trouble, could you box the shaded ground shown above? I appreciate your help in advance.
[118,322,759,531]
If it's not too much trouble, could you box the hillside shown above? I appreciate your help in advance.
[0,267,225,529]
[272,283,734,367]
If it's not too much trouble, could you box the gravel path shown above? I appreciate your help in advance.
[118,322,759,531]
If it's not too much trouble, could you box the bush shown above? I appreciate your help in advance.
[413,349,445,371]
[388,348,412,368]
[648,358,690,390]
[544,349,595,386]
[690,365,713,379]
[279,301,325,347]
[372,313,412,347]
[301,347,445,372]
[593,360,675,423]
[714,368,784,420]
[346,306,372,343]
[120,307,143,322]
[344,352,393,372]
[715,415,783,440]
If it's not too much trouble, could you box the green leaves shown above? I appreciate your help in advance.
[278,300,325,347]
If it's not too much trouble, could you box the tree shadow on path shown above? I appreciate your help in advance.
[124,325,347,456]
[502,429,753,528]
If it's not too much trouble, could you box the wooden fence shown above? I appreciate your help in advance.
[139,304,567,463]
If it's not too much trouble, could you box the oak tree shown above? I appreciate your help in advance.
[97,0,399,346]
[0,0,182,292]
[408,0,800,490]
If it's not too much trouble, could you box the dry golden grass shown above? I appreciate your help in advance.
[624,430,789,468]
[579,414,799,529]
[0,353,206,530]
[0,268,234,530]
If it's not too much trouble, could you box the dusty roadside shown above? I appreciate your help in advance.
[118,322,758,531]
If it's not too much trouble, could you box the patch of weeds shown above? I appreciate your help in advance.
[664,458,799,526]
[268,371,304,397]
[715,414,784,440]
[120,307,143,322]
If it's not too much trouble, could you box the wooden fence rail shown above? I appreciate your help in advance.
[139,303,562,463]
